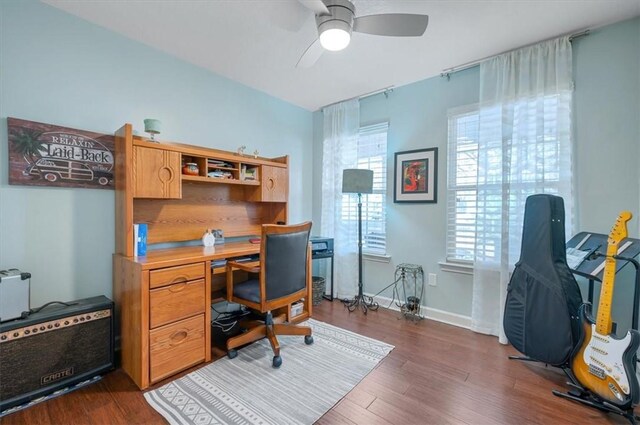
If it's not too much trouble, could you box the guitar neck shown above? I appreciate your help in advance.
[596,244,619,335]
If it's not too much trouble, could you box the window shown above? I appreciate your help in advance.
[341,123,388,255]
[447,106,479,262]
[447,96,571,263]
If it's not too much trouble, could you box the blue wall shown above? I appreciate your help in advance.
[313,17,640,328]
[0,1,313,306]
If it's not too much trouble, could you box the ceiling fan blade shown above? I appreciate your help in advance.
[353,14,429,37]
[298,0,330,16]
[296,38,324,68]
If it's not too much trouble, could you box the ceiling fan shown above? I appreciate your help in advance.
[296,0,429,68]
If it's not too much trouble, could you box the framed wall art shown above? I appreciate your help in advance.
[394,147,438,203]
[7,117,115,190]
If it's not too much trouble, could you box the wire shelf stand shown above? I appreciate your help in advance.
[375,263,425,320]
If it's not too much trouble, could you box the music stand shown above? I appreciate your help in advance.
[341,169,379,314]
[566,232,640,330]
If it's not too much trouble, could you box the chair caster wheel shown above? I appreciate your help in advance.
[272,355,282,368]
[304,335,314,345]
[227,349,238,359]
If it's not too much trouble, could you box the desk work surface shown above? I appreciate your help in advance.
[127,241,260,270]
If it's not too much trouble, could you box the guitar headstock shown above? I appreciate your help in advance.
[608,211,632,246]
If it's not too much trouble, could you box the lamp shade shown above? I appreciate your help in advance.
[342,169,373,194]
[143,119,161,134]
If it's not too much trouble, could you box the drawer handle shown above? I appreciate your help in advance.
[170,330,188,345]
[168,282,187,293]
[170,275,189,284]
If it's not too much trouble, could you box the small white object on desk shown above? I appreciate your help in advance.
[202,229,216,247]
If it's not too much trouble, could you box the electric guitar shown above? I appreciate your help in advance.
[571,211,640,409]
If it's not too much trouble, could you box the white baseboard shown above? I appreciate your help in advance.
[367,293,472,330]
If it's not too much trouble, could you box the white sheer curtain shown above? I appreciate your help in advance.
[472,36,574,343]
[321,99,360,298]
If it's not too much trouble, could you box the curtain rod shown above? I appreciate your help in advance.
[440,29,590,79]
[320,86,394,111]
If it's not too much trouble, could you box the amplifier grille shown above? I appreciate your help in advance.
[0,316,112,403]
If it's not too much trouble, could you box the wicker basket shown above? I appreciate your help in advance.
[312,276,326,305]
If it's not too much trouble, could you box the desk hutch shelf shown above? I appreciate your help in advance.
[112,123,311,390]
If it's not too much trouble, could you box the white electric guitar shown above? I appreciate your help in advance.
[571,211,640,409]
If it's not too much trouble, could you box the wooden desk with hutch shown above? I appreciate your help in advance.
[112,123,312,390]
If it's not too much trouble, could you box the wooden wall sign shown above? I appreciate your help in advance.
[8,117,115,190]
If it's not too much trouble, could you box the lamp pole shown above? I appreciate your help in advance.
[358,193,363,295]
[343,192,379,314]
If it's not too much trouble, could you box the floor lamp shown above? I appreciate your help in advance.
[341,169,379,314]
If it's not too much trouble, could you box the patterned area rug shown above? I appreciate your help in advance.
[144,319,394,425]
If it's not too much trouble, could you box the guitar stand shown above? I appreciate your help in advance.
[554,237,640,423]
[508,355,544,363]
[552,369,640,424]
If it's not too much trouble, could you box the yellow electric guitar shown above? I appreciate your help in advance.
[571,211,640,409]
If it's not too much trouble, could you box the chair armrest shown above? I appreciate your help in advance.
[226,260,261,274]
[226,260,261,303]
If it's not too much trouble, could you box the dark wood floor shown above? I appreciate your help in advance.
[2,301,635,424]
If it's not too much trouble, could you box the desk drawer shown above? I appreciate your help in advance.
[150,279,205,328]
[149,315,205,383]
[150,263,205,289]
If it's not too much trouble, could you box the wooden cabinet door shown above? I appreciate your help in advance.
[260,165,288,202]
[133,146,181,199]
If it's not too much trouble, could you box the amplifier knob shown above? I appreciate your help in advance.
[40,326,45,331]
[24,330,30,334]
[73,319,78,323]
[64,321,69,325]
[13,332,19,337]
[86,315,91,320]
[55,323,60,327]
[47,325,52,329]
[1,335,6,340]
[79,317,85,322]
[32,328,38,333]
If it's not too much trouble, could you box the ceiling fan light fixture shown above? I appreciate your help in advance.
[320,28,350,51]
[297,0,428,68]
[318,20,352,51]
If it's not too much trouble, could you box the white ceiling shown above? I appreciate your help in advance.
[44,0,640,111]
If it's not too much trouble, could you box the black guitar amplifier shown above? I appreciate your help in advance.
[0,296,114,411]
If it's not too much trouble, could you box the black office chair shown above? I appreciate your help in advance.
[225,221,314,368]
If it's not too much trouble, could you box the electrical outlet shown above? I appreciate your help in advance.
[428,273,437,287]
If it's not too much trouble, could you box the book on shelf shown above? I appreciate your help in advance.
[133,223,147,256]
[240,164,257,181]
[207,170,233,179]
[208,159,232,168]
[244,167,257,181]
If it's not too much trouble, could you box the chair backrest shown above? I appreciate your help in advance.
[261,222,312,302]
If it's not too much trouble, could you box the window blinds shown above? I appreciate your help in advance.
[447,107,479,262]
[341,122,388,255]
[446,93,572,263]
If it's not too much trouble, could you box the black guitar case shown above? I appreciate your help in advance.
[503,194,583,366]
